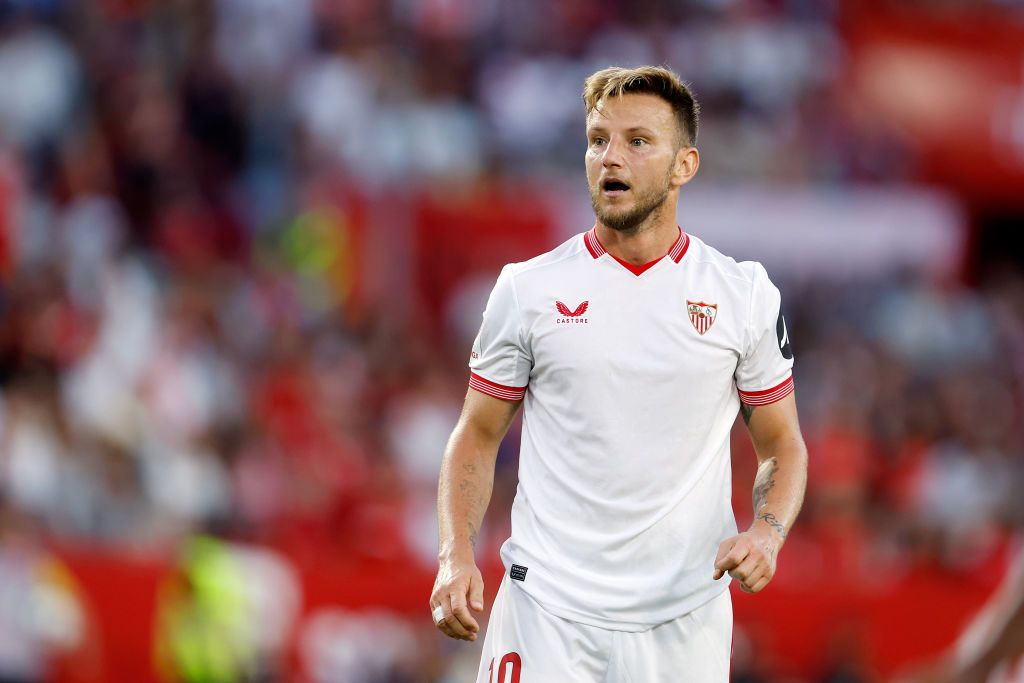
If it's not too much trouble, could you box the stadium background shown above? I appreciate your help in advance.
[1,0,1023,681]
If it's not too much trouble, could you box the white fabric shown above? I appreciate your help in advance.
[469,229,794,631]
[476,575,733,682]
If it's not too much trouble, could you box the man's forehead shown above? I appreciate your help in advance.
[586,93,675,131]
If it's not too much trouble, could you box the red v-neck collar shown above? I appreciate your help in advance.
[608,251,662,275]
[584,226,690,276]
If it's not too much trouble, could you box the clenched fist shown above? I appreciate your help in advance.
[713,525,782,594]
[430,554,485,641]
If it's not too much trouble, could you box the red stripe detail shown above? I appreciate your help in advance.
[667,229,684,259]
[469,373,526,401]
[585,229,606,258]
[468,378,523,400]
[589,226,689,269]
[670,230,690,263]
[738,376,794,406]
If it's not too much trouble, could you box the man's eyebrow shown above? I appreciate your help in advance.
[586,125,658,136]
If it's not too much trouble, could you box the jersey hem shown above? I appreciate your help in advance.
[513,579,733,633]
[468,372,527,401]
[738,375,794,406]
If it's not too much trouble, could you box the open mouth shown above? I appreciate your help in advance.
[602,179,631,196]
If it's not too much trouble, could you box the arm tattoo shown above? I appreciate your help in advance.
[752,458,787,538]
[756,512,787,539]
[751,457,778,514]
[458,462,488,549]
[740,403,755,425]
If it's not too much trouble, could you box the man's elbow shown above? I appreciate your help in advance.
[760,432,808,468]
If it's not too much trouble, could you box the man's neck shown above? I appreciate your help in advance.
[595,217,681,266]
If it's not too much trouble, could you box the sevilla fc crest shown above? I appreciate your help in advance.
[687,301,717,335]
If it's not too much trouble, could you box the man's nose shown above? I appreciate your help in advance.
[601,137,625,168]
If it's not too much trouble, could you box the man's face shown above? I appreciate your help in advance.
[585,93,681,233]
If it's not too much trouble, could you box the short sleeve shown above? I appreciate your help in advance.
[468,265,532,401]
[734,263,795,406]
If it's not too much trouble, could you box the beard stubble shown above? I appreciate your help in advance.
[590,166,674,235]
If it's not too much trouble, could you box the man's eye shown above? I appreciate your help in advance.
[631,138,646,146]
[591,138,606,146]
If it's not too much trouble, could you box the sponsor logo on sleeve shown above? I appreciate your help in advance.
[510,564,528,582]
[470,331,482,362]
[776,310,793,359]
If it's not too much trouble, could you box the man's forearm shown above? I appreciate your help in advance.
[437,424,499,561]
[750,456,804,539]
[745,413,807,541]
[714,400,807,593]
[432,391,518,641]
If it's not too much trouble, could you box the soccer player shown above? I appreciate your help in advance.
[429,65,808,681]
[901,551,1024,683]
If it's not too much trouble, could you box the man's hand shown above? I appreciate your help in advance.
[430,554,486,641]
[712,525,782,593]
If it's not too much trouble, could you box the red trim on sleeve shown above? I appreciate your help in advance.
[469,373,527,402]
[738,376,794,406]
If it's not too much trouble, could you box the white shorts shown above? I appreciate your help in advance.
[476,576,732,683]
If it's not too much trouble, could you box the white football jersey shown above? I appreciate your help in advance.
[469,227,795,631]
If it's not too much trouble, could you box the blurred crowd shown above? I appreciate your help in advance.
[0,0,1023,681]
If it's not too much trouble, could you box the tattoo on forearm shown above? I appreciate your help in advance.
[457,462,489,549]
[752,457,778,514]
[740,403,755,425]
[756,512,787,538]
[752,458,787,536]
[458,463,483,501]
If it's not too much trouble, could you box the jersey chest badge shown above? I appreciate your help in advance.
[687,300,717,335]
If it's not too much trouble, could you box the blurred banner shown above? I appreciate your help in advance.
[50,540,1009,682]
[559,181,966,280]
[845,9,1024,203]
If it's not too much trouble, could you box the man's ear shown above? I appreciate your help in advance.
[672,146,700,188]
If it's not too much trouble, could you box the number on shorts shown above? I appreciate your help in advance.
[488,652,521,683]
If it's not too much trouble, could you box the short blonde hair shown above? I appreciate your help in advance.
[582,65,700,147]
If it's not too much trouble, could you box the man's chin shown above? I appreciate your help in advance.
[593,189,669,233]
[594,203,633,223]
[599,217,644,234]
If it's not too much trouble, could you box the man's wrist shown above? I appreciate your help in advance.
[750,514,788,546]
[438,540,476,564]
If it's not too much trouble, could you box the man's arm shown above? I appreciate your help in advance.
[947,558,1024,682]
[430,388,521,641]
[902,553,1024,683]
[714,392,808,593]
